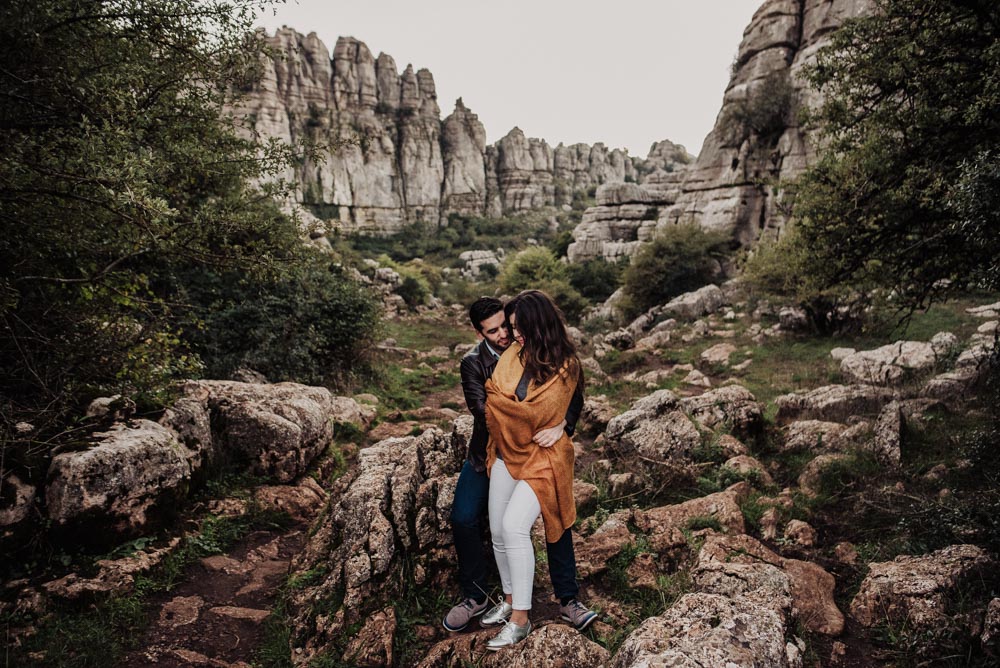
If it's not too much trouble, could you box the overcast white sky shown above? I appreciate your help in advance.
[256,1,761,158]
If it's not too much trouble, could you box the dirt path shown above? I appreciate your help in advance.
[121,528,305,667]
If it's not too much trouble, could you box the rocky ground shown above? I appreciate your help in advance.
[4,286,1000,667]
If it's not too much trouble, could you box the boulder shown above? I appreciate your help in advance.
[783,520,817,547]
[342,607,396,667]
[696,534,844,636]
[661,284,726,320]
[680,384,763,438]
[604,390,701,483]
[775,384,894,423]
[418,623,610,667]
[839,341,939,386]
[285,420,469,663]
[851,545,995,631]
[252,478,328,523]
[46,420,192,533]
[0,473,35,528]
[700,343,738,367]
[634,488,747,553]
[611,591,802,668]
[190,380,339,483]
[781,420,849,453]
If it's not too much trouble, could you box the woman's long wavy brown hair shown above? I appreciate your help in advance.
[505,290,580,385]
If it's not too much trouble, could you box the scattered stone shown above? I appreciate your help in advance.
[0,473,35,527]
[798,454,850,498]
[782,420,848,453]
[230,368,268,384]
[576,510,637,578]
[253,479,327,523]
[631,368,675,388]
[830,641,847,664]
[783,520,817,547]
[923,463,949,483]
[634,330,671,352]
[775,384,895,423]
[208,606,271,623]
[723,455,774,487]
[680,384,763,437]
[160,595,205,629]
[573,480,599,514]
[608,472,640,499]
[627,552,660,589]
[760,507,781,541]
[778,306,809,331]
[580,356,608,384]
[851,544,994,631]
[634,488,747,553]
[342,607,396,668]
[840,341,939,386]
[716,434,749,458]
[967,301,1000,318]
[982,598,1000,655]
[661,284,727,320]
[85,394,136,421]
[869,401,903,466]
[605,328,635,350]
[732,358,753,372]
[833,542,859,565]
[830,347,856,361]
[700,343,737,367]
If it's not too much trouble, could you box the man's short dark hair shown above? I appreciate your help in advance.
[469,296,504,331]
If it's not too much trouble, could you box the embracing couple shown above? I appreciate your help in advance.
[443,290,597,651]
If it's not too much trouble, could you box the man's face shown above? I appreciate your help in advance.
[476,310,510,351]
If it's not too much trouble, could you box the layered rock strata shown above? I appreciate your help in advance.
[239,29,655,235]
[567,0,873,263]
[660,0,873,244]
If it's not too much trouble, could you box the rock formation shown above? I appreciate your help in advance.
[237,29,658,235]
[568,0,874,262]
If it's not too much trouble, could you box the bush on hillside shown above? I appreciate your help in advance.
[621,224,732,318]
[498,247,586,321]
[567,258,625,303]
[180,255,380,386]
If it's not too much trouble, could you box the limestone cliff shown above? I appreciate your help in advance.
[568,0,872,262]
[240,29,647,235]
[662,0,873,244]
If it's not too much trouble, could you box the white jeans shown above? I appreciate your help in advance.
[489,459,541,611]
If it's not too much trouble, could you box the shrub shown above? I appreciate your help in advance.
[182,254,380,387]
[621,224,732,318]
[567,258,625,303]
[497,247,586,321]
[721,71,794,146]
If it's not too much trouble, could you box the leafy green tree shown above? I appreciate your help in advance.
[786,0,1000,312]
[498,247,586,321]
[0,1,378,440]
[621,224,732,318]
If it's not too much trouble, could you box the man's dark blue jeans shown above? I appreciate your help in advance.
[450,459,579,603]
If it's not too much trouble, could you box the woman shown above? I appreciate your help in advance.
[483,289,582,650]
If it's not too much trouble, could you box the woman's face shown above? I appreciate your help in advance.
[508,312,525,346]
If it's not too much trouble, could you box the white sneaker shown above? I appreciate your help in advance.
[479,600,513,627]
[486,619,532,650]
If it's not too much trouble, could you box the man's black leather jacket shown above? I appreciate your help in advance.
[460,340,584,472]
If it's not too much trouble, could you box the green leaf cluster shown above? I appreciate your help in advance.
[772,0,1000,314]
[0,1,379,441]
[621,223,732,318]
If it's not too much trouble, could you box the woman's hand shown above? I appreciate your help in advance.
[533,420,566,448]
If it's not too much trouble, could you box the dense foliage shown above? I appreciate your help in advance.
[0,0,379,448]
[620,224,731,318]
[497,247,587,321]
[751,0,1000,320]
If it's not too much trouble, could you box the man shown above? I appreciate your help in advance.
[443,297,597,633]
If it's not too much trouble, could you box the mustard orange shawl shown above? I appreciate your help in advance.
[485,343,578,543]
